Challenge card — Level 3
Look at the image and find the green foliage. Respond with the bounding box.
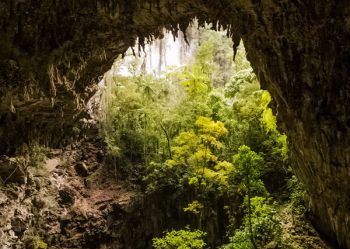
[287,175,307,216]
[260,92,276,131]
[246,197,282,245]
[234,146,263,179]
[29,236,48,249]
[101,72,175,164]
[27,143,49,168]
[222,229,253,249]
[233,145,266,196]
[232,145,267,248]
[223,197,282,249]
[223,61,289,196]
[183,200,204,215]
[152,228,206,249]
[35,240,48,249]
[143,161,184,193]
[195,28,235,87]
[225,68,258,99]
[101,27,295,248]
[180,64,210,98]
[167,116,233,190]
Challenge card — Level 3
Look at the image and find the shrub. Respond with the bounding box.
[223,197,282,249]
[152,228,206,249]
[287,175,307,216]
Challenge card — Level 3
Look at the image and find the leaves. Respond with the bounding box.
[152,228,207,249]
[223,197,282,249]
[233,145,264,183]
[100,27,294,249]
[180,64,210,97]
[184,201,204,215]
[167,116,233,191]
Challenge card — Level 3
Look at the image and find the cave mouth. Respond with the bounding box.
[0,1,349,248]
[90,26,330,248]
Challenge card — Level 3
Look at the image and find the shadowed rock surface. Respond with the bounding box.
[0,0,349,248]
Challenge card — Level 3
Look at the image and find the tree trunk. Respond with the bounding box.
[160,122,172,159]
[247,175,257,249]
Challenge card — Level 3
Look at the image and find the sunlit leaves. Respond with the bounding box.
[152,228,207,249]
[233,145,264,185]
[184,200,204,215]
[260,91,277,131]
[167,116,233,190]
[214,161,236,185]
[180,64,210,97]
[196,116,227,143]
[100,28,296,249]
[225,68,257,99]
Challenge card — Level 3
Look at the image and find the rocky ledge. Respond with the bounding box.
[0,133,135,249]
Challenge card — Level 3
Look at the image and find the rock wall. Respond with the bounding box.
[241,2,350,248]
[0,0,349,248]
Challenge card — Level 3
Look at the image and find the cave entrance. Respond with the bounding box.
[93,25,327,248]
[98,25,265,166]
[0,1,348,248]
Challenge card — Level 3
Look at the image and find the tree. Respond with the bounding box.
[233,145,264,249]
[100,27,293,249]
[167,116,233,190]
[180,64,210,99]
[223,197,282,249]
[166,116,234,228]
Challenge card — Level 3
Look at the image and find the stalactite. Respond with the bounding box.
[148,0,152,11]
[179,21,190,44]
[138,35,146,53]
[131,47,136,57]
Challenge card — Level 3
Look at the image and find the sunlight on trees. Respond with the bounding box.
[99,26,304,249]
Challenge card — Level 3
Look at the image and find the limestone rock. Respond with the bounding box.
[74,162,89,177]
[0,192,8,205]
[11,217,27,236]
[0,156,26,184]
[32,196,45,209]
[58,187,75,206]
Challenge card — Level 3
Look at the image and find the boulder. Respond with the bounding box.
[11,217,27,236]
[58,187,75,206]
[74,162,89,177]
[0,156,26,184]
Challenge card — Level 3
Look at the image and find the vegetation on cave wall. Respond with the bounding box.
[100,28,308,248]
